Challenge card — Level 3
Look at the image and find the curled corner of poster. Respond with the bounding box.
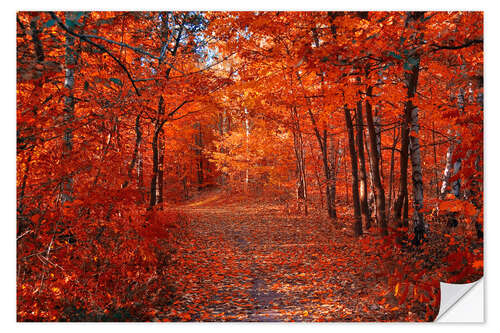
[435,278,484,322]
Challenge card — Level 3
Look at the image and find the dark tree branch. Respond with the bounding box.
[167,99,194,118]
[82,33,185,75]
[431,39,483,52]
[49,12,141,96]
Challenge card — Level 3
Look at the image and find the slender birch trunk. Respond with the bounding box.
[244,107,250,193]
[291,106,308,215]
[440,88,464,199]
[404,53,426,245]
[409,103,426,244]
[366,86,388,235]
[158,116,165,204]
[195,122,204,190]
[440,144,454,199]
[432,121,439,198]
[219,110,228,186]
[343,141,349,204]
[61,11,78,204]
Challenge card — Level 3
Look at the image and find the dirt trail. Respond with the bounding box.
[161,194,405,321]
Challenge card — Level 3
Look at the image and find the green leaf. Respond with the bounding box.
[84,81,89,91]
[388,51,402,60]
[110,78,123,86]
[44,19,56,28]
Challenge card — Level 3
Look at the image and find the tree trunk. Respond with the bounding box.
[344,105,363,236]
[137,149,144,204]
[122,112,143,189]
[61,11,78,204]
[394,112,410,228]
[405,55,426,245]
[194,122,204,190]
[158,120,165,204]
[291,106,308,215]
[219,110,228,186]
[388,126,398,216]
[343,141,349,204]
[328,139,342,219]
[149,17,184,208]
[244,108,250,193]
[18,17,44,219]
[149,96,164,209]
[321,130,335,219]
[149,128,160,209]
[409,104,425,244]
[364,134,376,220]
[18,150,33,230]
[365,86,388,236]
[374,113,383,181]
[432,121,439,198]
[440,143,454,199]
[306,108,336,219]
[356,100,371,229]
[403,189,409,229]
[441,89,464,199]
[307,139,322,209]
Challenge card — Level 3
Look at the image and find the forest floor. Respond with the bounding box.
[157,190,433,322]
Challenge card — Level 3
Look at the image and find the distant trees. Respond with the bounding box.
[207,11,482,243]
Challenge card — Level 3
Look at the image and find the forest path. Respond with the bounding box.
[161,193,395,321]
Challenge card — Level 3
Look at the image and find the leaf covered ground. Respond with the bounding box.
[158,192,439,322]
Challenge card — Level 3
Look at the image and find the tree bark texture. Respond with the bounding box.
[344,105,363,236]
[366,86,388,236]
[356,100,371,229]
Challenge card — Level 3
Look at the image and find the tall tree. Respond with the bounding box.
[344,104,363,236]
[355,98,371,229]
[365,86,387,235]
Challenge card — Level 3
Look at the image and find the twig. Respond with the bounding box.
[83,34,185,75]
[167,99,194,118]
[17,229,33,241]
[431,39,483,52]
[49,12,141,96]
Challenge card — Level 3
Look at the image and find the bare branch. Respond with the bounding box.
[83,34,185,75]
[167,99,194,118]
[49,12,141,96]
[431,39,483,52]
